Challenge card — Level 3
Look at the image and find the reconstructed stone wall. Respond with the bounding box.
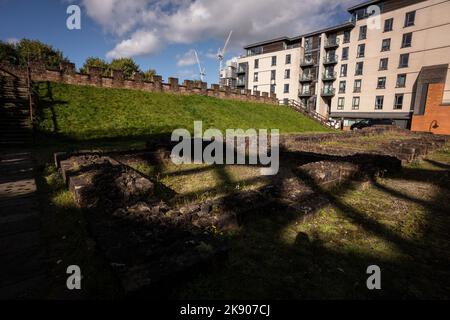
[0,61,278,105]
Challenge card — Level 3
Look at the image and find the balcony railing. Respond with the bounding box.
[300,58,315,67]
[324,38,340,48]
[323,55,338,64]
[237,66,247,74]
[322,72,337,81]
[299,89,313,97]
[300,73,314,82]
[237,80,246,87]
[321,87,335,96]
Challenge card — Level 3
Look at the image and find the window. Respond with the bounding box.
[340,64,348,77]
[384,18,393,32]
[396,74,407,88]
[284,84,290,93]
[359,26,367,40]
[253,85,258,92]
[375,96,384,109]
[405,11,416,27]
[394,94,404,109]
[402,33,412,48]
[399,53,409,68]
[352,97,360,110]
[357,44,365,58]
[285,54,291,64]
[377,77,386,89]
[379,58,389,70]
[342,47,349,60]
[254,72,258,82]
[270,84,276,93]
[339,81,346,94]
[338,97,345,110]
[284,69,290,79]
[271,56,277,66]
[354,79,362,93]
[254,59,259,69]
[271,70,276,81]
[381,38,391,51]
[343,30,351,43]
[355,62,364,76]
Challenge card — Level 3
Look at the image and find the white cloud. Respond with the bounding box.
[106,30,160,59]
[82,0,359,59]
[176,49,197,67]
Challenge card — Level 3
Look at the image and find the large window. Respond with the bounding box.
[271,56,277,66]
[359,25,367,40]
[379,58,389,70]
[355,62,364,76]
[354,79,362,93]
[381,38,391,51]
[384,18,393,32]
[399,53,410,68]
[396,74,407,88]
[405,11,416,27]
[342,47,349,60]
[402,33,412,48]
[284,69,290,79]
[377,77,386,89]
[283,84,290,93]
[375,96,384,110]
[338,97,345,110]
[339,81,346,94]
[394,94,404,109]
[357,44,365,58]
[343,30,351,43]
[340,64,347,77]
[352,97,360,110]
[285,54,291,64]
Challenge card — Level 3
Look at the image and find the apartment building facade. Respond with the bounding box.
[236,37,302,102]
[232,0,450,130]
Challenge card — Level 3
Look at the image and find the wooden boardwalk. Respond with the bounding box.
[0,151,46,299]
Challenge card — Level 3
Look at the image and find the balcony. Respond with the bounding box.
[300,58,315,67]
[237,66,247,74]
[299,73,314,82]
[237,80,246,87]
[321,87,335,97]
[322,72,337,81]
[324,38,340,49]
[299,89,313,97]
[323,55,338,65]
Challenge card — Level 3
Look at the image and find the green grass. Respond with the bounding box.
[35,82,330,143]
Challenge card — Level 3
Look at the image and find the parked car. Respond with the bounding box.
[350,119,395,130]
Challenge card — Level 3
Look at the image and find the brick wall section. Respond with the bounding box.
[411,83,450,135]
[0,62,278,105]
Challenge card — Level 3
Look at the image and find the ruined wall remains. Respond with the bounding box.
[0,61,278,105]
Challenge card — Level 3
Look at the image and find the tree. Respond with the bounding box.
[0,41,19,65]
[80,57,109,75]
[109,58,140,79]
[15,39,68,69]
[143,69,156,81]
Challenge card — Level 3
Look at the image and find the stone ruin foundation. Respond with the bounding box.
[55,127,448,295]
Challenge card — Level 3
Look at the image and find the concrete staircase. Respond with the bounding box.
[0,69,33,146]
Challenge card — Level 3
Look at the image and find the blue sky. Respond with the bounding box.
[0,0,357,83]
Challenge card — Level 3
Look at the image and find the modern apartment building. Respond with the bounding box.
[219,58,238,88]
[231,0,450,130]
